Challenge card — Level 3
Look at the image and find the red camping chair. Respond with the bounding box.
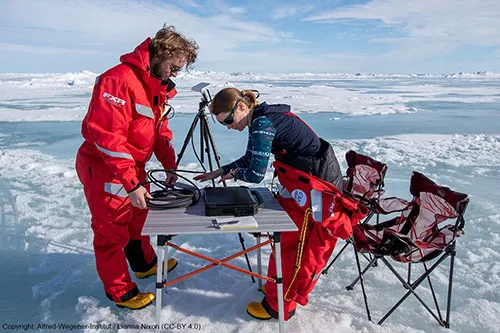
[343,150,411,222]
[348,171,469,328]
[323,150,410,274]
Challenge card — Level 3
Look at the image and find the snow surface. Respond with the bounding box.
[0,71,499,333]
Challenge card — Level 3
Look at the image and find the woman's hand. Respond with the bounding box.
[193,169,223,182]
[219,169,237,183]
[128,186,152,209]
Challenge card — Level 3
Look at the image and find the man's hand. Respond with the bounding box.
[128,186,152,209]
[165,172,178,185]
[193,168,223,182]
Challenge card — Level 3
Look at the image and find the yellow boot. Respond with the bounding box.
[246,301,272,320]
[260,283,267,295]
[134,258,178,279]
[115,292,155,310]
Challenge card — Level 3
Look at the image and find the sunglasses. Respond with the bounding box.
[219,99,240,125]
[169,63,183,73]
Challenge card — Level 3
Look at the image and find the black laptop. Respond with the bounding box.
[204,186,264,216]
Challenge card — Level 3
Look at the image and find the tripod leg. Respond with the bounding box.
[176,112,201,166]
[239,233,255,283]
[200,119,216,187]
[200,116,205,164]
[201,115,227,187]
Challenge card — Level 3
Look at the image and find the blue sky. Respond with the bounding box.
[0,0,499,74]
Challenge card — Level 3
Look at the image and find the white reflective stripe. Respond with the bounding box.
[279,188,292,199]
[96,144,134,160]
[104,183,128,197]
[311,189,323,222]
[135,104,154,118]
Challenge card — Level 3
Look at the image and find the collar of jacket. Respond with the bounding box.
[119,38,177,99]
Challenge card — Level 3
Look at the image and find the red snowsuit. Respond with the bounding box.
[75,38,177,302]
[263,161,366,319]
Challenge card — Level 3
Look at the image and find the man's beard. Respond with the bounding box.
[150,58,163,80]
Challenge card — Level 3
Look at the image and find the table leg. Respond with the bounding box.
[274,232,285,333]
[257,234,262,290]
[155,236,166,325]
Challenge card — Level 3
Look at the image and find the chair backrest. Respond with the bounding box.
[389,172,469,262]
[344,150,388,200]
[397,172,469,238]
[352,171,469,262]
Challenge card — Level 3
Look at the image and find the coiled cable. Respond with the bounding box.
[145,169,202,210]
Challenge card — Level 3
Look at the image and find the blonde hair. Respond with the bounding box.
[150,25,198,70]
[210,88,258,115]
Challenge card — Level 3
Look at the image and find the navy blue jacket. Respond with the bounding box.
[221,103,321,183]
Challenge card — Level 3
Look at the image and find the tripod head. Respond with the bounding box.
[191,82,212,110]
[176,82,222,178]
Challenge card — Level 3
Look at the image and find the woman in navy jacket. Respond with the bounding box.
[195,87,343,320]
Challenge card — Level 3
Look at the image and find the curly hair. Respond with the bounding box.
[150,25,199,70]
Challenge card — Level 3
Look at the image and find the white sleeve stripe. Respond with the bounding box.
[135,104,154,118]
[250,169,265,177]
[96,144,134,160]
[253,130,275,136]
[104,183,128,197]
[311,189,323,222]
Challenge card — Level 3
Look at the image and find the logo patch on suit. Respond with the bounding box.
[103,92,126,107]
[292,189,307,207]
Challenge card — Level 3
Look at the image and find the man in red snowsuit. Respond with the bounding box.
[76,26,198,309]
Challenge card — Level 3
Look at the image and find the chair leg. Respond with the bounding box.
[406,262,412,288]
[444,246,457,329]
[423,262,444,324]
[352,243,372,321]
[346,256,378,290]
[378,255,449,326]
[323,211,376,274]
[322,239,351,274]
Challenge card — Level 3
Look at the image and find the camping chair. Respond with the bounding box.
[348,171,470,328]
[323,150,410,274]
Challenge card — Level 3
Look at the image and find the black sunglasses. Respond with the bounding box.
[220,99,240,125]
[170,63,183,73]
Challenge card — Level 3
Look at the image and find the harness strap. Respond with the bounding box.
[284,208,312,302]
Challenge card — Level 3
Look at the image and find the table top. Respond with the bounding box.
[143,187,297,235]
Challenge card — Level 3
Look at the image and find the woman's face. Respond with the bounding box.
[215,100,248,131]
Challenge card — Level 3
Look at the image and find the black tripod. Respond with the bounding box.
[176,85,255,282]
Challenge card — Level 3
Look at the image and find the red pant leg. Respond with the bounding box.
[264,207,339,319]
[291,223,338,305]
[77,152,145,302]
[264,230,300,320]
[124,200,157,272]
[84,185,138,302]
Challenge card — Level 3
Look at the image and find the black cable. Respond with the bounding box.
[145,169,203,210]
[164,103,175,119]
[191,134,207,172]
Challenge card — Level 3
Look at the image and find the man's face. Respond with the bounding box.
[150,55,187,80]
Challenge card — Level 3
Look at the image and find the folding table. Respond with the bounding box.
[142,187,297,333]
